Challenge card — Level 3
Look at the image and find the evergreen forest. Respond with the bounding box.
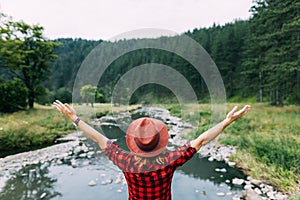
[0,0,299,112]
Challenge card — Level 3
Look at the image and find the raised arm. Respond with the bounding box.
[53,100,108,149]
[190,105,251,151]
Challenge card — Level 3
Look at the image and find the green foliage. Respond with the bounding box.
[45,38,102,91]
[0,108,75,152]
[95,110,110,118]
[218,104,300,192]
[0,78,28,113]
[80,84,97,107]
[0,15,60,108]
[243,0,300,105]
[165,104,182,118]
[54,87,72,103]
[251,135,300,174]
[2,2,300,105]
[289,193,300,200]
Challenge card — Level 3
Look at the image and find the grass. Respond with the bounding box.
[219,103,300,193]
[0,103,140,155]
[1,102,299,196]
[0,105,75,153]
[165,103,300,195]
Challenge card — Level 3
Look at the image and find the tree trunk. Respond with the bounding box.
[259,88,263,102]
[297,71,300,102]
[259,71,263,102]
[269,90,273,105]
[28,89,35,108]
[277,87,283,106]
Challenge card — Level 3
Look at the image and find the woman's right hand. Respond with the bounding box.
[53,100,78,122]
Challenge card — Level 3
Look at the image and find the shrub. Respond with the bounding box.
[0,78,28,113]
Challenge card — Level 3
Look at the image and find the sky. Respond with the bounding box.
[0,0,253,41]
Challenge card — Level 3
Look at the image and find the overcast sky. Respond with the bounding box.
[0,0,253,41]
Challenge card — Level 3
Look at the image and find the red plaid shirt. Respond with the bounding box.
[102,140,197,200]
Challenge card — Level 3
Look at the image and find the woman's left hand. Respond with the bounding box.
[223,105,251,129]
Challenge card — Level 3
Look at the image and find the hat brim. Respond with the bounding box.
[126,118,169,158]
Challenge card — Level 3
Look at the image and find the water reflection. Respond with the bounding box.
[0,108,246,199]
[0,162,61,200]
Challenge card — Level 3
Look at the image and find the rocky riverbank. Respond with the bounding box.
[128,107,289,200]
[0,106,290,199]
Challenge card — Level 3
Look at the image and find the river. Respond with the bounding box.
[0,107,246,200]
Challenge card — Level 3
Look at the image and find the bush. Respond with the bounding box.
[0,78,28,113]
[54,87,72,103]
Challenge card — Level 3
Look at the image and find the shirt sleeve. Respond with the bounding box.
[167,142,197,169]
[102,140,131,171]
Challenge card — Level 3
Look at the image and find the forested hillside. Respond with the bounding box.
[46,11,299,105]
[1,0,299,111]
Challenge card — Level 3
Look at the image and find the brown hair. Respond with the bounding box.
[134,155,165,168]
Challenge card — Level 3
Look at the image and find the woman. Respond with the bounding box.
[53,100,250,200]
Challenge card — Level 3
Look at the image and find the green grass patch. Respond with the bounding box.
[165,103,300,194]
[0,107,76,153]
[0,103,141,156]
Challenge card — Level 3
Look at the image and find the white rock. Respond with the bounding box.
[232,178,244,185]
[232,195,241,200]
[101,179,113,185]
[40,192,47,199]
[208,157,214,162]
[220,168,227,173]
[71,161,78,168]
[228,162,236,167]
[88,180,97,186]
[254,188,262,195]
[267,191,276,198]
[244,184,253,190]
[216,192,225,196]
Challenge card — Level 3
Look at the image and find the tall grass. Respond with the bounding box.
[165,103,300,194]
[219,104,300,193]
[0,103,141,154]
[0,107,75,152]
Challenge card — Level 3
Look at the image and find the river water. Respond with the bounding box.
[0,107,246,200]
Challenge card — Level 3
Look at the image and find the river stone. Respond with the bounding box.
[216,192,225,196]
[232,178,244,185]
[228,161,236,167]
[232,195,241,200]
[244,184,253,190]
[208,156,214,162]
[71,160,78,168]
[88,180,97,186]
[101,178,113,185]
[215,168,227,173]
[254,188,262,195]
[242,189,263,200]
[40,192,47,199]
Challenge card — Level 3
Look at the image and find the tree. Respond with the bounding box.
[0,14,60,108]
[80,84,97,107]
[243,0,300,105]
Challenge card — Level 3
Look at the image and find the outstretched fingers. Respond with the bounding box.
[227,106,238,117]
[53,100,68,114]
[234,105,251,119]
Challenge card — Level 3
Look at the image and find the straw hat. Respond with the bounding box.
[126,117,169,157]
